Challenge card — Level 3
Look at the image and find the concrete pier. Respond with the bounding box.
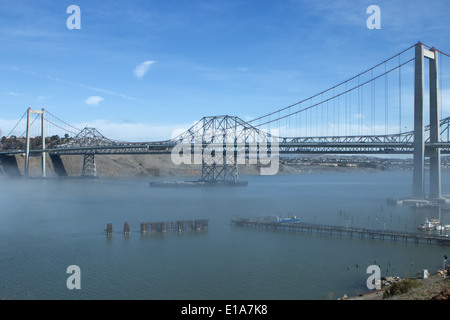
[413,43,425,198]
[413,42,442,199]
[428,48,441,199]
[0,155,21,177]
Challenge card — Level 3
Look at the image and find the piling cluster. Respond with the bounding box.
[140,219,209,233]
[106,219,209,236]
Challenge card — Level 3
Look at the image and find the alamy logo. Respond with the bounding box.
[67,5,81,30]
[171,125,279,176]
[66,265,81,290]
[366,5,381,30]
[366,265,381,290]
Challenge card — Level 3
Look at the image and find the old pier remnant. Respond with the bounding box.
[106,223,113,235]
[106,219,209,236]
[123,221,130,235]
[140,219,209,234]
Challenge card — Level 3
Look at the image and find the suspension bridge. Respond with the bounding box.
[1,42,450,200]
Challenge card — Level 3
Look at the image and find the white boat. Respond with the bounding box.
[276,215,301,223]
[436,224,450,231]
[418,218,441,231]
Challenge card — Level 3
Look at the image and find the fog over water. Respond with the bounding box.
[0,171,449,300]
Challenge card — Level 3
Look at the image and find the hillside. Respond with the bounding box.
[2,153,407,178]
[6,153,304,178]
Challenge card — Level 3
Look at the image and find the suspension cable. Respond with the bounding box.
[6,109,27,137]
[247,44,416,126]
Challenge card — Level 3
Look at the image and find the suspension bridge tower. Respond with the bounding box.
[413,42,441,199]
[24,107,46,178]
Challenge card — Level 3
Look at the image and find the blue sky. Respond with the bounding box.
[1,0,450,141]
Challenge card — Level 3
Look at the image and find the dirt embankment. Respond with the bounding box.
[4,153,323,178]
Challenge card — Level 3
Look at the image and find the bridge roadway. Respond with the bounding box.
[3,141,450,156]
[231,217,450,246]
[2,112,450,156]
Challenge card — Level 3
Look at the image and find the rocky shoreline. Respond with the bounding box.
[342,270,450,300]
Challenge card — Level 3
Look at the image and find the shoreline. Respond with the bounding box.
[344,271,450,300]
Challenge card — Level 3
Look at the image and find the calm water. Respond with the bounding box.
[0,171,449,300]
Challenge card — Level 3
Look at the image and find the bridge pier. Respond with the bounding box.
[0,155,21,177]
[82,153,97,178]
[200,116,240,183]
[413,42,442,199]
[428,48,441,199]
[24,108,46,178]
[413,44,425,198]
[49,155,68,177]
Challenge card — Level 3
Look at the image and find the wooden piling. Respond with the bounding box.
[106,223,113,235]
[123,221,130,235]
[139,219,209,234]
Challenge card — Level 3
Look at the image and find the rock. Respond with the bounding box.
[382,276,401,287]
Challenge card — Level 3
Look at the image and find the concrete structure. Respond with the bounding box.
[413,42,441,199]
[25,108,46,178]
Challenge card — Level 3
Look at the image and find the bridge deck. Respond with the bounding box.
[231,217,450,246]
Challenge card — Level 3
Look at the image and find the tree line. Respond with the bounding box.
[0,134,71,151]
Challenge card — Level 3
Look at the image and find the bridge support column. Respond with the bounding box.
[24,108,46,178]
[413,43,425,198]
[429,49,441,199]
[413,42,442,199]
[82,153,97,178]
[25,108,31,177]
[50,154,68,177]
[200,116,239,183]
[0,155,21,177]
[41,109,46,178]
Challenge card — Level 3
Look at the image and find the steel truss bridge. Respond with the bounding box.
[1,42,450,200]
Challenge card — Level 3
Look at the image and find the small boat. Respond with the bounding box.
[276,215,301,223]
[436,224,450,231]
[418,218,440,231]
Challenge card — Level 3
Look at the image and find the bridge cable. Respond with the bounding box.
[250,58,415,134]
[247,44,416,127]
[6,109,27,137]
[399,55,402,134]
[45,110,82,133]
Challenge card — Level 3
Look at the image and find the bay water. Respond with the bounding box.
[0,171,449,300]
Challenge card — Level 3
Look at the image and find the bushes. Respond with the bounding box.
[383,279,422,299]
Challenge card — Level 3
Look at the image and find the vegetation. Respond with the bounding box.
[383,278,422,299]
[0,134,71,151]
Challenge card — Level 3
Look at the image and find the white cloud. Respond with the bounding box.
[45,75,136,101]
[5,91,25,97]
[85,96,104,106]
[134,60,156,79]
[37,95,51,100]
